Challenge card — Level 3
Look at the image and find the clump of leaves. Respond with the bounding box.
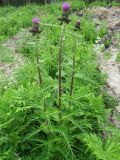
[103,36,112,49]
[81,19,97,43]
[98,22,107,38]
[83,133,120,160]
[103,91,118,109]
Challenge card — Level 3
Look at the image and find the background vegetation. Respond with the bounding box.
[0,0,119,6]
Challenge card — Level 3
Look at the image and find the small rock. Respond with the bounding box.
[116,106,120,113]
[117,65,120,72]
[76,12,83,17]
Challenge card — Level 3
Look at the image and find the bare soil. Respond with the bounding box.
[0,29,27,81]
[93,7,120,128]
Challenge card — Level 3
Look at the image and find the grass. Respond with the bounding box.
[0,1,120,160]
[0,5,40,42]
[90,0,120,6]
[0,45,14,63]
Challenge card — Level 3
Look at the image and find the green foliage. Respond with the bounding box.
[0,1,119,160]
[88,0,120,6]
[0,5,39,42]
[81,19,97,43]
[70,0,85,10]
[103,92,118,109]
[0,82,106,159]
[83,133,120,160]
[104,38,111,49]
[98,22,107,38]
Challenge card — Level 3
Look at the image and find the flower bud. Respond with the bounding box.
[32,18,40,24]
[75,20,81,29]
[62,2,70,12]
[30,18,41,35]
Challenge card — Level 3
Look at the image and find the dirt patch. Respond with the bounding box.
[93,7,120,128]
[0,29,28,81]
[96,7,120,101]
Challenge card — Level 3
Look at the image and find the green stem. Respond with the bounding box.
[35,36,42,87]
[69,34,77,109]
[58,23,65,120]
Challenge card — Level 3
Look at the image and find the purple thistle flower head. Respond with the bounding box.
[30,17,41,35]
[62,2,70,12]
[32,18,40,24]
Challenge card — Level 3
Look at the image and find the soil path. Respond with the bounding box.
[93,7,120,128]
[92,7,120,101]
[98,7,120,100]
[0,29,27,81]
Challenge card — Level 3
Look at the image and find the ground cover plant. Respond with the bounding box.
[0,1,120,160]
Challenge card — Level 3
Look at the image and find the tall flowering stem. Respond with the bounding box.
[58,22,65,119]
[35,36,42,87]
[69,34,77,109]
[58,2,70,119]
[30,18,42,87]
[69,20,80,109]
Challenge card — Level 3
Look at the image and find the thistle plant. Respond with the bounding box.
[58,2,71,119]
[69,20,81,109]
[30,18,42,87]
[58,2,71,24]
